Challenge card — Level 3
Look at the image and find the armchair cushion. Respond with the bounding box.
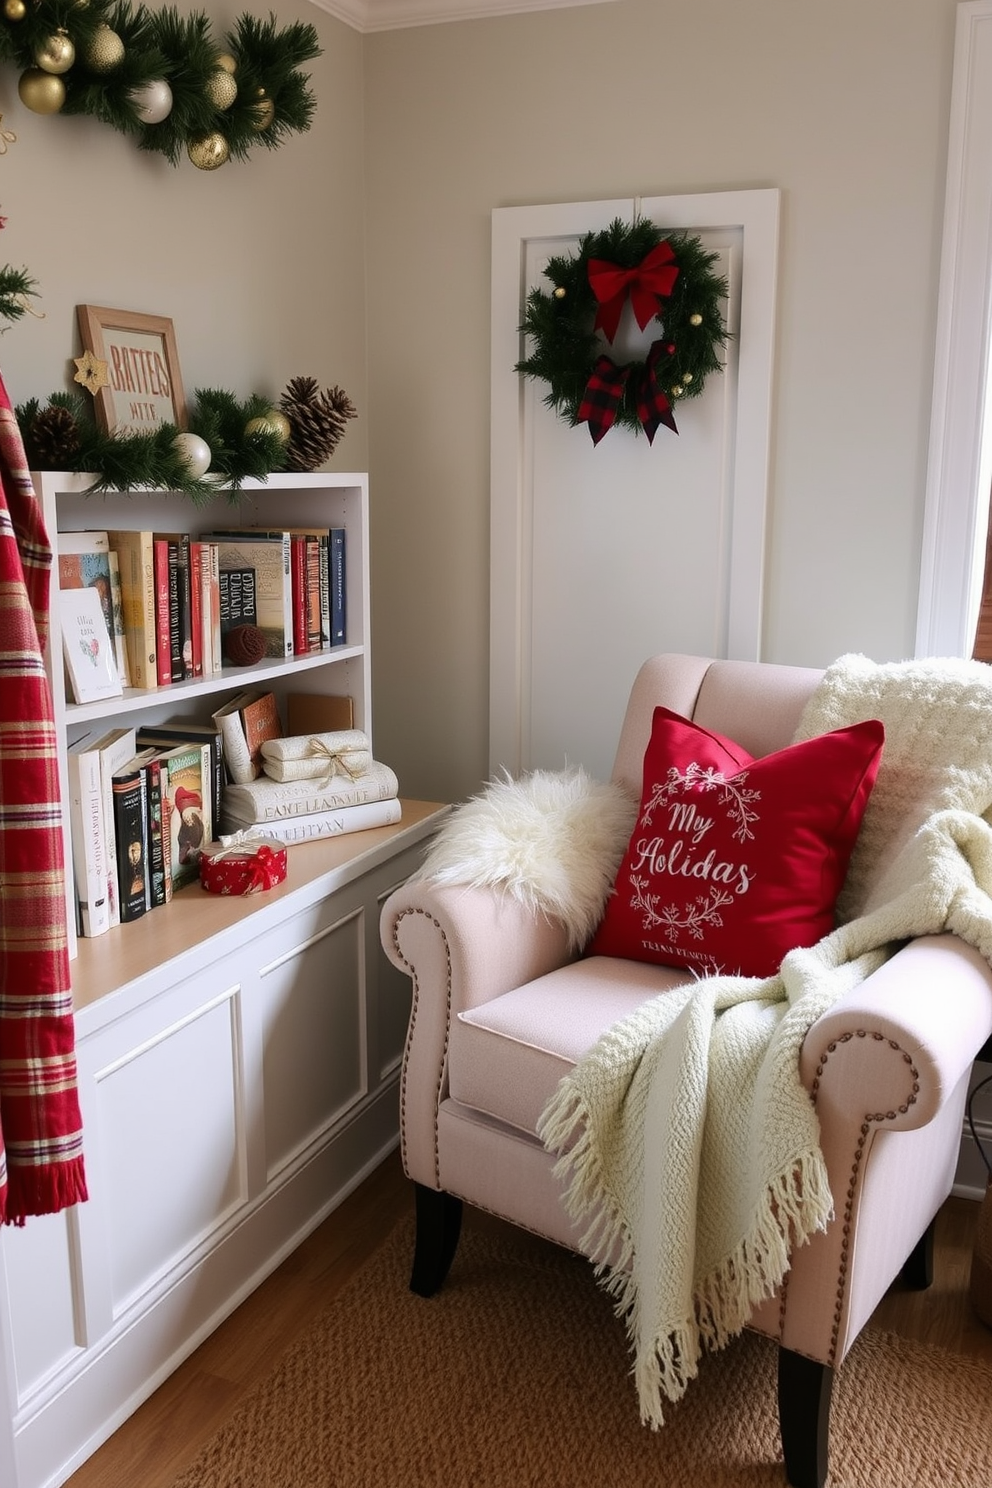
[588,706,885,978]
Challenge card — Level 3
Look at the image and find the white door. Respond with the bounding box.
[490,190,780,782]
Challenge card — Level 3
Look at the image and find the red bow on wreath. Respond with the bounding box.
[577,340,679,445]
[587,241,680,343]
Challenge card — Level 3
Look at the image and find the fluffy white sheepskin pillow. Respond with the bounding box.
[414,766,638,951]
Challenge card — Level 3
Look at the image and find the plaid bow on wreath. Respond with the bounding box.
[577,339,679,445]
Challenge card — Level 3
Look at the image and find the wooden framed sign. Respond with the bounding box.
[76,304,188,435]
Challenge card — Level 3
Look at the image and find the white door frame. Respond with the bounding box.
[917,0,992,657]
[489,188,780,775]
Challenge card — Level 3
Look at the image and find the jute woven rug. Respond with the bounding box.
[169,1216,992,1488]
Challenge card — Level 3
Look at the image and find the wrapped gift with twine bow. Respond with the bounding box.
[199,830,288,896]
[260,729,372,783]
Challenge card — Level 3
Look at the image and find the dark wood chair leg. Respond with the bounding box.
[777,1346,833,1488]
[410,1183,463,1297]
[901,1215,936,1290]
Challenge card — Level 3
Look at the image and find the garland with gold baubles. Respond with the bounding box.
[16,377,358,500]
[516,217,730,444]
[0,2,320,169]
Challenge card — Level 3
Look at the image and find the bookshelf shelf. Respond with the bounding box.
[0,472,446,1488]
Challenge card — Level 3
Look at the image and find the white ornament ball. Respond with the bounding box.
[130,78,173,125]
[174,432,212,477]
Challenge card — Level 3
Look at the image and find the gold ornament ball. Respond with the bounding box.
[4,0,26,19]
[689,312,703,327]
[35,29,75,74]
[187,131,230,171]
[216,52,237,74]
[18,68,66,114]
[205,68,238,111]
[553,287,566,299]
[85,23,125,73]
[671,386,683,398]
[682,371,693,383]
[267,410,291,443]
[244,413,287,441]
[251,89,275,131]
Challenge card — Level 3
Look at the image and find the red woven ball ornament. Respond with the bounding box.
[224,624,267,665]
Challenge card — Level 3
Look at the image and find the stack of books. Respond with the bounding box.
[65,721,220,935]
[57,523,347,697]
[219,759,401,844]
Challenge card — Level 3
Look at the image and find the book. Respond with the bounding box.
[329,527,346,646]
[60,585,122,704]
[66,736,111,937]
[112,755,150,922]
[144,753,167,908]
[306,534,323,652]
[159,742,212,889]
[88,725,137,929]
[218,564,257,639]
[212,687,268,784]
[188,540,205,679]
[107,529,158,689]
[154,533,192,682]
[203,533,293,658]
[221,759,399,827]
[152,537,173,687]
[291,534,308,657]
[219,797,403,843]
[240,691,282,775]
[136,722,224,842]
[58,530,130,688]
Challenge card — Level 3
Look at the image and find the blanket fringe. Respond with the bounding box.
[539,1077,834,1428]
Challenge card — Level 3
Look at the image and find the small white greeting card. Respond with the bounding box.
[61,584,123,704]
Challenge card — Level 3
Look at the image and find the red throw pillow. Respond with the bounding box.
[587,707,885,978]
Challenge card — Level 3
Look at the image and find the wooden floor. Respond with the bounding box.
[64,1148,992,1488]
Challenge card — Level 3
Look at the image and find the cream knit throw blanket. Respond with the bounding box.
[537,653,992,1429]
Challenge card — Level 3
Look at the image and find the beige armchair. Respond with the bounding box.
[380,653,992,1488]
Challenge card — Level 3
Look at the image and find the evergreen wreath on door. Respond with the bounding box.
[515,217,730,445]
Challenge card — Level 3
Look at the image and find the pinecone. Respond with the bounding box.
[278,377,357,472]
[28,403,83,470]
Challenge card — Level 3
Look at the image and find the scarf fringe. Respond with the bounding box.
[1,1157,88,1227]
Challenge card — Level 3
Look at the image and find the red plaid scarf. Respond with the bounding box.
[0,371,87,1224]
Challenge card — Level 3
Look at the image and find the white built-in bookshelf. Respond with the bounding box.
[0,471,446,1488]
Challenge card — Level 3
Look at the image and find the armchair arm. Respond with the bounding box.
[380,879,574,1187]
[799,933,992,1132]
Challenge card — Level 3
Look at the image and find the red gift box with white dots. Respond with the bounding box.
[199,837,288,896]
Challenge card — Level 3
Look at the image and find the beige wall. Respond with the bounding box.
[364,0,960,804]
[0,1,367,465]
[0,0,968,810]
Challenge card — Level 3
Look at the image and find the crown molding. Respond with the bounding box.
[309,0,617,34]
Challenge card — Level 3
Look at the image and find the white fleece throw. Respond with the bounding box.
[537,653,992,1429]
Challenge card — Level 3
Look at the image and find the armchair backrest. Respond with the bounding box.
[611,653,826,795]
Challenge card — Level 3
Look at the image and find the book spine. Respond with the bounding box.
[108,530,157,690]
[306,535,322,652]
[223,798,403,843]
[291,535,308,657]
[68,748,110,938]
[214,708,255,785]
[107,551,132,688]
[318,533,330,649]
[188,541,204,680]
[113,768,148,922]
[97,727,137,930]
[207,543,222,674]
[330,528,346,646]
[167,539,182,682]
[145,756,166,908]
[153,539,172,686]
